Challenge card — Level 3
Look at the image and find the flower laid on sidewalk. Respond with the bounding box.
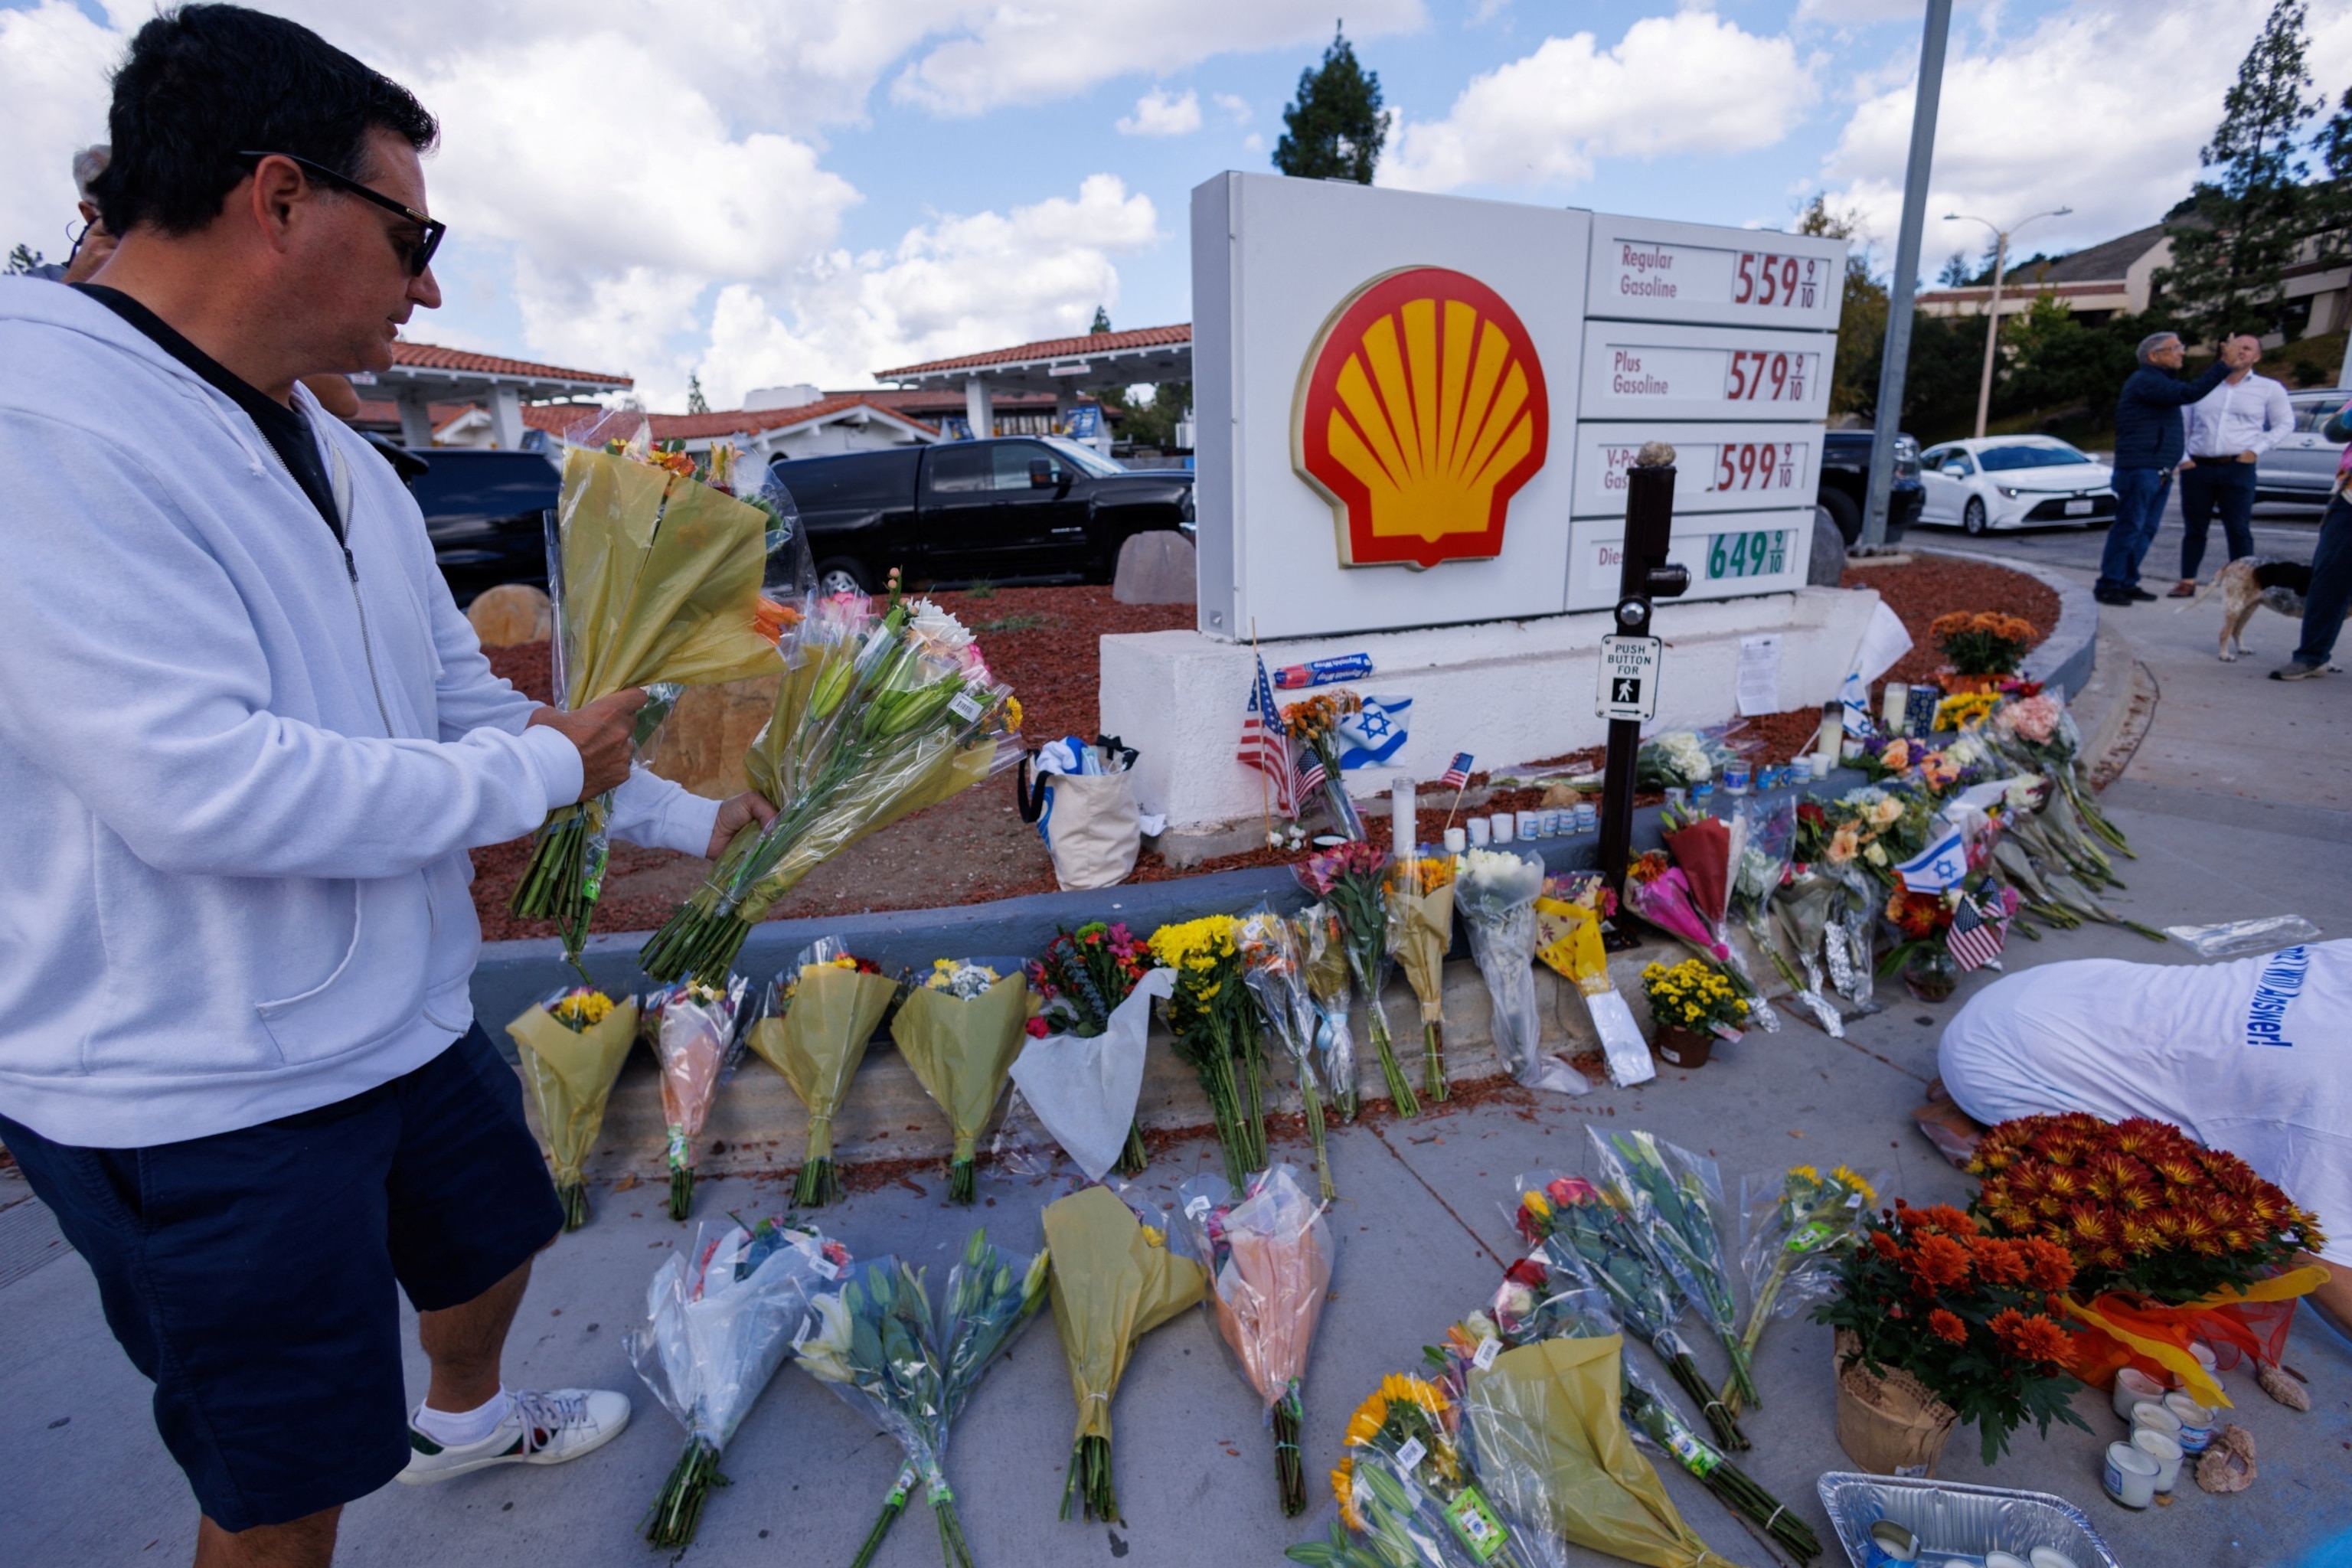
[1385,854,1457,1102]
[1725,1163,1877,1419]
[743,942,898,1207]
[1148,914,1266,1187]
[1297,1373,1544,1568]
[505,985,639,1230]
[1812,1199,2090,1465]
[1456,847,1583,1093]
[890,960,1032,1204]
[1240,913,1337,1201]
[639,586,1021,983]
[1174,1167,1339,1516]
[1622,850,1732,963]
[1638,958,1749,1040]
[1298,841,1416,1116]
[1295,904,1363,1122]
[1027,923,1161,1176]
[1043,1184,1208,1524]
[511,431,779,965]
[1592,1129,1758,1415]
[628,1215,850,1547]
[644,975,748,1221]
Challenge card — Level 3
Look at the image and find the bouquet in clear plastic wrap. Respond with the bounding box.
[504,985,637,1230]
[1724,1163,1877,1420]
[1174,1166,1338,1515]
[1295,1371,1544,1568]
[511,430,782,965]
[1622,850,1730,964]
[1148,915,1266,1187]
[891,960,1032,1203]
[1239,911,1335,1201]
[1455,847,1586,1095]
[640,585,1022,983]
[1296,904,1362,1123]
[1589,1129,1757,1417]
[743,940,899,1207]
[1297,841,1416,1116]
[1018,923,1171,1180]
[1511,1173,1743,1450]
[1387,854,1458,1102]
[1282,691,1369,840]
[628,1214,850,1547]
[1044,1184,1207,1523]
[645,975,748,1221]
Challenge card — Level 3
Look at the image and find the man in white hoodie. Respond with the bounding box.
[0,9,772,1564]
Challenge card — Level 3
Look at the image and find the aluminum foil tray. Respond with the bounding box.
[1817,1472,2122,1568]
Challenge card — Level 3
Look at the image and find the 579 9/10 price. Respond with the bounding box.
[1723,350,1813,403]
[1733,250,1824,309]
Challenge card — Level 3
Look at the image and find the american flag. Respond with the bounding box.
[1296,745,1327,799]
[1946,883,2011,972]
[1237,655,1297,817]
[1438,752,1475,790]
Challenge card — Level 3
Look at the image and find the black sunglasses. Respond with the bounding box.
[237,149,445,276]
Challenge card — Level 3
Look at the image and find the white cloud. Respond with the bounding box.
[1815,0,2352,268]
[693,175,1161,403]
[890,0,1423,116]
[0,2,122,268]
[1118,87,1203,136]
[1382,11,1819,192]
[1214,91,1253,125]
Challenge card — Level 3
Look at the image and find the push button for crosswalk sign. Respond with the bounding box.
[1597,635,1662,721]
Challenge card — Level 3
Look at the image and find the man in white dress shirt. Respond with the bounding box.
[2171,334,2292,596]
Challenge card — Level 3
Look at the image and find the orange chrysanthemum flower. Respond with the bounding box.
[1928,1308,1969,1345]
[1902,1232,1975,1292]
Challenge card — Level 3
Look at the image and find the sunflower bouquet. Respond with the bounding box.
[743,942,898,1207]
[1148,915,1266,1188]
[1725,1163,1878,1418]
[1289,1373,1542,1568]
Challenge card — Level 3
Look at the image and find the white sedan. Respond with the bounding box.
[1916,436,2119,535]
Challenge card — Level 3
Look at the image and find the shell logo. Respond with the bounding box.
[1293,266,1550,570]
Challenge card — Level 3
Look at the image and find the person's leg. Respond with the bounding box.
[192,1509,339,1568]
[2177,465,2216,587]
[2098,468,2160,597]
[2120,469,2174,592]
[2216,462,2258,564]
[2282,494,2352,673]
[418,1256,533,1415]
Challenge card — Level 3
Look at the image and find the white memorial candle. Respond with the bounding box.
[1391,780,1416,861]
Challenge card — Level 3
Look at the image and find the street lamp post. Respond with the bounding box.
[1945,207,2072,439]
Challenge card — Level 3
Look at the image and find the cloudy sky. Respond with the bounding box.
[8,0,2351,409]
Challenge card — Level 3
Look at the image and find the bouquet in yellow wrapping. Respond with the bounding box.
[890,960,1032,1204]
[505,986,639,1230]
[742,941,900,1207]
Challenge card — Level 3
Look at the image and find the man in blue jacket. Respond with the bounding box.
[2096,332,2249,606]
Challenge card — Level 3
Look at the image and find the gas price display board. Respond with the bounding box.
[1566,214,1844,612]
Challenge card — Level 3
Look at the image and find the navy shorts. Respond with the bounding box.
[0,1024,562,1531]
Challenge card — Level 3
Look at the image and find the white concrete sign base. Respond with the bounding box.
[1101,586,1886,836]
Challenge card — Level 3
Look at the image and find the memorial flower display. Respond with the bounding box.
[1385,854,1456,1101]
[645,975,748,1221]
[1298,841,1416,1116]
[1932,610,2038,680]
[890,960,1032,1204]
[1280,690,1367,839]
[505,985,639,1230]
[1239,913,1337,1200]
[743,944,897,1207]
[1148,913,1266,1187]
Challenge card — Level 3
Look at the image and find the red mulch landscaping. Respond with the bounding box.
[469,558,2053,936]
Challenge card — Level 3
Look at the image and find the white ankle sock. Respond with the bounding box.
[414,1389,509,1447]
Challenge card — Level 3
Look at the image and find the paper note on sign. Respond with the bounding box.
[1735,634,1782,717]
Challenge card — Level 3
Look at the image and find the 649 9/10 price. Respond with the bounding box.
[1724,350,1812,401]
[1733,251,1824,309]
[1711,441,1798,492]
[1705,528,1790,580]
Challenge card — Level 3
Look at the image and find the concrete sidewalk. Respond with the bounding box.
[4,613,2350,1566]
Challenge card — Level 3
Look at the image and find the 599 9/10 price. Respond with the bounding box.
[1710,441,1800,493]
[1724,350,1813,402]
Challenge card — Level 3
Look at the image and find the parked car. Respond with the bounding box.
[1916,436,2117,535]
[770,436,1195,595]
[2256,389,2352,505]
[1816,429,1924,545]
[381,446,563,605]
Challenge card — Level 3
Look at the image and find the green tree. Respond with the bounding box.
[2154,0,2322,341]
[685,372,710,414]
[5,244,44,275]
[1098,381,1192,451]
[1795,195,1888,418]
[1938,251,1972,287]
[1274,28,1388,183]
[1089,305,1112,333]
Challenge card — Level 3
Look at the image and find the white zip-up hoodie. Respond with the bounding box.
[0,280,720,1147]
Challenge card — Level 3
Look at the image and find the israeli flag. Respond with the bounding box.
[1335,694,1413,769]
[1895,815,1969,893]
[1841,671,1873,735]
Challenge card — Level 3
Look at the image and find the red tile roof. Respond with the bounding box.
[875,323,1191,380]
[522,395,936,441]
[389,340,632,387]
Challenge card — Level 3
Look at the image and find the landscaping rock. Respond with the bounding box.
[1112,531,1197,605]
[466,582,551,646]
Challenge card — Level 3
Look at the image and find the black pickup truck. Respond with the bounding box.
[1817,430,1924,545]
[769,436,1194,594]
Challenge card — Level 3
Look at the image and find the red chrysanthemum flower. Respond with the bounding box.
[1902,1232,1975,1292]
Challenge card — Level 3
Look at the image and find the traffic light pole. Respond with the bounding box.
[1598,446,1688,904]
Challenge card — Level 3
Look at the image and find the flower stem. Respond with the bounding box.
[948,1156,976,1206]
[557,1181,589,1232]
[850,1470,913,1568]
[1115,1119,1149,1178]
[1060,1436,1118,1523]
[1301,1076,1335,1203]
[1365,1001,1418,1118]
[641,1436,727,1548]
[1421,1021,1448,1102]
[1272,1386,1307,1517]
[668,1164,694,1223]
[794,1155,839,1209]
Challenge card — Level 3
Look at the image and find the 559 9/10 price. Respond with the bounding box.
[1723,350,1813,402]
[1733,250,1824,309]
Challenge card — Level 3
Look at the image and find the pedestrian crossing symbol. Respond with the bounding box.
[1597,635,1662,721]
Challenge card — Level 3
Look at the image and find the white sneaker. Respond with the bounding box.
[397,1388,631,1484]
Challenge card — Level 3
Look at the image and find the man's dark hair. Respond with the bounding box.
[96,5,436,236]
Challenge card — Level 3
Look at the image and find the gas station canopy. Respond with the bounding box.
[874,324,1191,438]
[357,341,632,449]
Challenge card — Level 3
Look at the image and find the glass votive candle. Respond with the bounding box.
[2102,1439,2158,1508]
[1442,825,1468,854]
[1466,818,1491,847]
[1517,810,1542,839]
[1490,813,1514,844]
[1575,802,1598,831]
[2029,1551,2079,1568]
[2130,1401,2182,1444]
[1723,760,1752,794]
[2132,1427,2183,1494]
[2111,1367,2165,1421]
[1808,753,1833,779]
[2163,1392,2213,1454]
[2169,1342,2219,1389]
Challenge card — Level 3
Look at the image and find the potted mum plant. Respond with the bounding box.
[1930,611,2038,694]
[1814,1199,2090,1473]
[1638,957,1746,1069]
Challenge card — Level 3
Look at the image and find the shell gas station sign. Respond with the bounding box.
[1191,174,1846,639]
